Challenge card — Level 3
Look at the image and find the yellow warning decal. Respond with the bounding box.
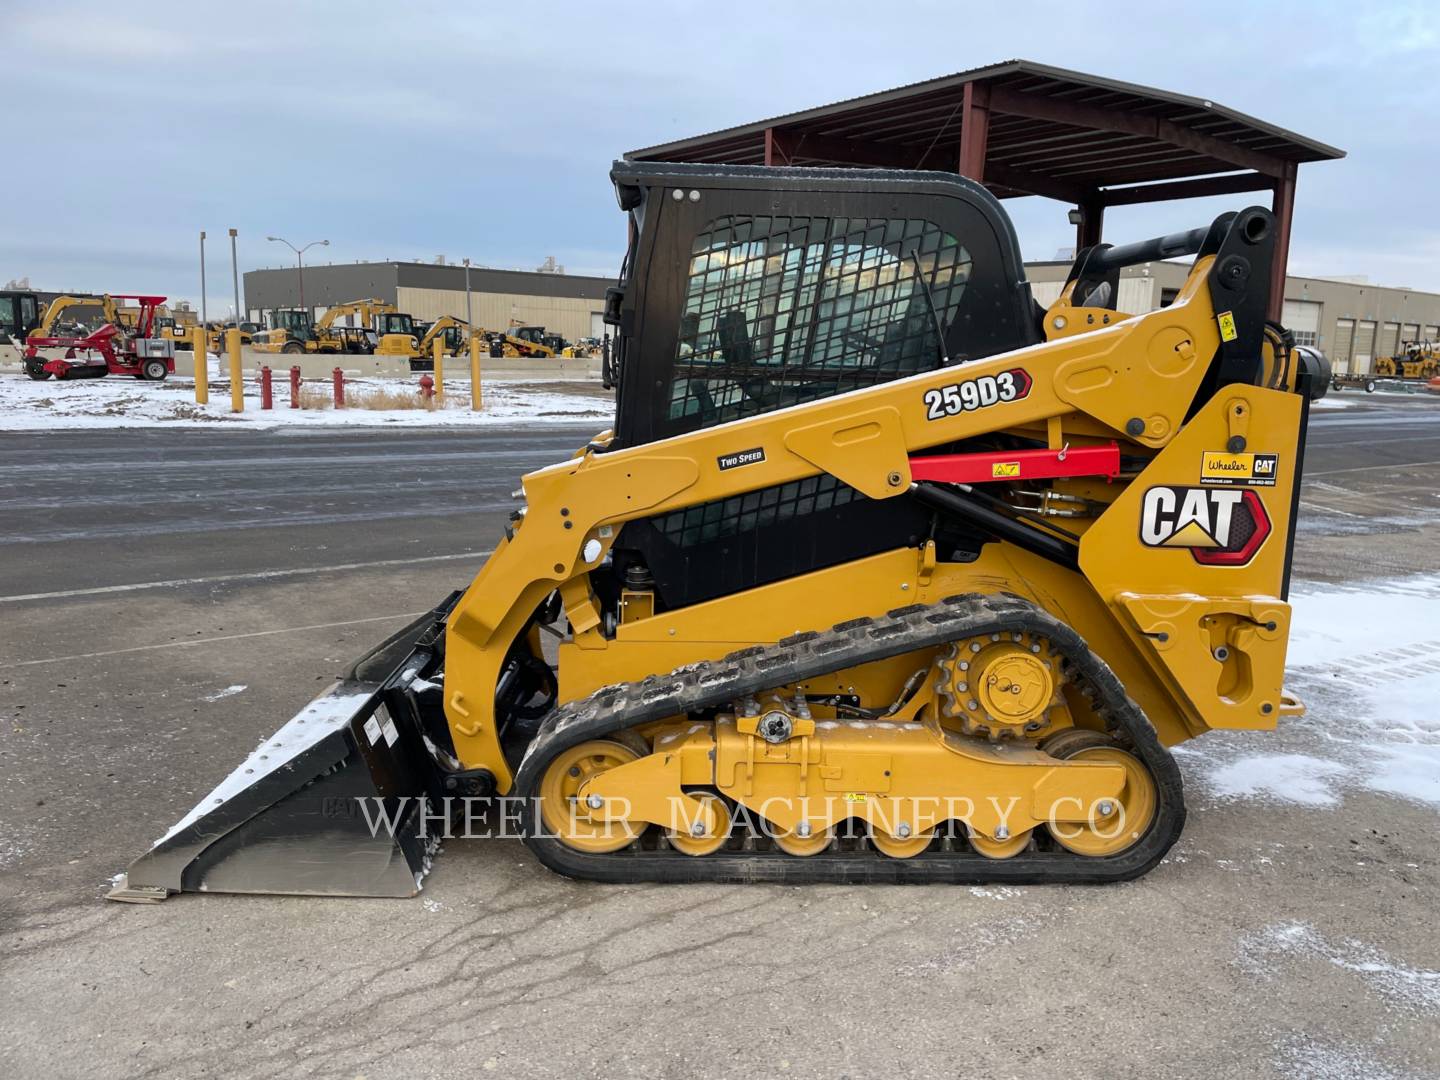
[992,461,1021,478]
[1217,311,1238,342]
[843,793,868,803]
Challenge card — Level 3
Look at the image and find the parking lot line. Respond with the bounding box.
[0,550,492,604]
[1,612,427,669]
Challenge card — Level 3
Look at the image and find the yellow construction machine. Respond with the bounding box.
[486,325,557,358]
[112,162,1328,900]
[30,294,118,339]
[254,298,395,355]
[405,315,477,371]
[1374,341,1440,380]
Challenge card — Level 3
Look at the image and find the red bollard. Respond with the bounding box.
[418,373,434,400]
[289,365,301,409]
[332,367,345,408]
[260,366,273,410]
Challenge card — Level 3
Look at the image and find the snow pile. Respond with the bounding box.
[1181,573,1440,812]
[0,373,613,430]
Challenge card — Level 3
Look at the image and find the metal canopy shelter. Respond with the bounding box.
[627,60,1344,319]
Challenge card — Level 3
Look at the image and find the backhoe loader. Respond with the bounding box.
[111,162,1327,900]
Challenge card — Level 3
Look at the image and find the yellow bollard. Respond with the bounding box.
[433,337,445,402]
[192,326,208,405]
[469,334,482,412]
[227,329,243,413]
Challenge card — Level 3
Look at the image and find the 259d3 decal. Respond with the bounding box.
[1139,485,1271,565]
[923,368,1032,421]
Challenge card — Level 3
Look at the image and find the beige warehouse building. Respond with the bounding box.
[1026,261,1440,374]
[244,254,1437,374]
[242,261,612,345]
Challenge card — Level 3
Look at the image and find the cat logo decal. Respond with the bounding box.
[1139,486,1270,566]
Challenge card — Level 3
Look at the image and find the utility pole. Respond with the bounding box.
[228,229,241,329]
[199,231,208,328]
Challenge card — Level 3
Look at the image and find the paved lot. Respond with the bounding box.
[3,395,1440,1079]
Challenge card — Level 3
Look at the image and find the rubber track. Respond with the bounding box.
[513,593,1186,884]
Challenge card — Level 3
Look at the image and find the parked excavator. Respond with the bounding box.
[254,298,396,355]
[111,161,1327,901]
[407,315,476,371]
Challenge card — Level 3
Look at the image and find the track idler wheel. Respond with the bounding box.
[1043,731,1158,857]
[871,827,935,859]
[664,792,732,857]
[538,740,644,854]
[968,829,1033,859]
[771,823,835,857]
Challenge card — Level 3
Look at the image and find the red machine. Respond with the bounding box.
[23,294,176,382]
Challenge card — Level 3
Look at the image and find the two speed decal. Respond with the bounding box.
[923,368,1032,421]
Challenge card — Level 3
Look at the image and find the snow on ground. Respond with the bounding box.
[0,371,612,430]
[1238,921,1440,1015]
[1178,572,1440,813]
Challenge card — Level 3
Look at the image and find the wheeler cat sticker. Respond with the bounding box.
[1140,486,1271,566]
[1200,451,1279,487]
[923,368,1032,421]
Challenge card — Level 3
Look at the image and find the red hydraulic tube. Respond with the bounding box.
[909,443,1121,485]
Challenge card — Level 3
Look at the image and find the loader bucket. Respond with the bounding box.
[107,597,460,903]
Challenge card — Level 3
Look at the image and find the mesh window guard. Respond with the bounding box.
[667,214,972,433]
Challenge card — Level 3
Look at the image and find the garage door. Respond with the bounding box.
[1427,324,1440,342]
[1381,322,1401,357]
[1402,323,1420,347]
[1354,321,1377,372]
[1331,319,1355,371]
[1281,299,1322,347]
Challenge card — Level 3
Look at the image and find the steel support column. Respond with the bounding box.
[1077,198,1105,251]
[958,82,991,182]
[764,127,796,166]
[1269,162,1297,322]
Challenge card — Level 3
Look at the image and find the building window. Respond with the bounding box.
[1292,330,1318,347]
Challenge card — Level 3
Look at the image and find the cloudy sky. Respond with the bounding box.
[5,1,1438,311]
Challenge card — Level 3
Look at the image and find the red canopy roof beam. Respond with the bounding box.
[1269,162,1297,322]
[958,81,991,182]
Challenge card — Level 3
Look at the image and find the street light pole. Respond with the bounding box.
[228,228,241,328]
[463,257,473,327]
[199,231,208,328]
[265,236,330,316]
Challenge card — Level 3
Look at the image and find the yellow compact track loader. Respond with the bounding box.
[111,162,1328,901]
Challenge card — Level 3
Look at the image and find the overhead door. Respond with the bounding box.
[590,312,607,340]
[1402,322,1420,347]
[1381,322,1401,358]
[1331,319,1355,371]
[1426,324,1440,342]
[1354,321,1377,372]
[1117,277,1157,314]
[1281,299,1322,347]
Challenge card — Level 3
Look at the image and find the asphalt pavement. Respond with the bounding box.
[2,395,1439,1079]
